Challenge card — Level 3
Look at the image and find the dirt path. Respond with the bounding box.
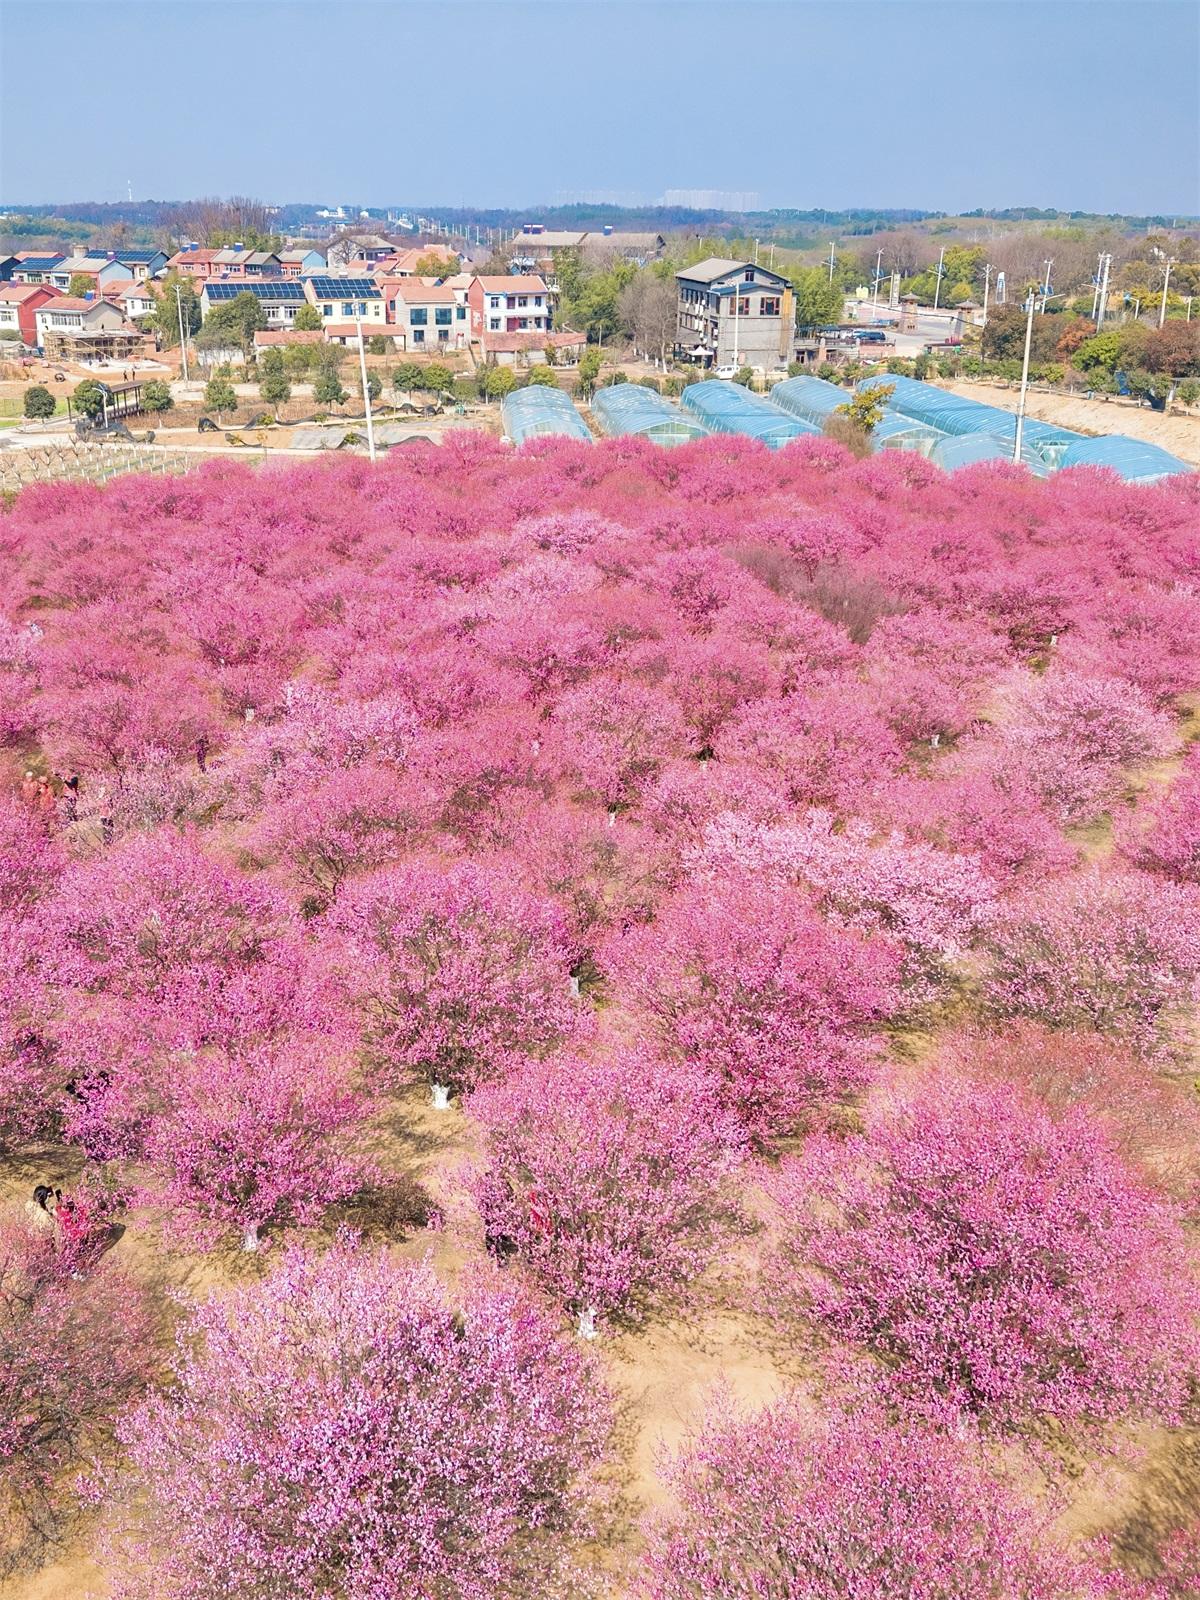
[940,379,1200,465]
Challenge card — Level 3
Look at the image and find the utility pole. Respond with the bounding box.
[872,246,884,309]
[1095,253,1112,329]
[1013,288,1036,465]
[828,240,835,285]
[932,245,946,311]
[175,283,190,384]
[982,262,993,325]
[1090,251,1104,320]
[754,238,759,265]
[1158,259,1175,328]
[732,284,740,367]
[354,317,376,463]
[1040,258,1053,311]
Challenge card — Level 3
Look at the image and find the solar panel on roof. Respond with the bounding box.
[203,281,307,301]
[307,277,381,298]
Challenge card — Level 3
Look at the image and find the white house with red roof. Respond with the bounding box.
[466,274,556,355]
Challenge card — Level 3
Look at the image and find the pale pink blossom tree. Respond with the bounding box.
[106,1237,610,1600]
[765,1075,1200,1436]
[643,1394,1096,1600]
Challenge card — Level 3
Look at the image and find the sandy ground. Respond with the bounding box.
[941,379,1200,465]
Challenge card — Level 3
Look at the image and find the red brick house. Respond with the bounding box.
[466,275,554,355]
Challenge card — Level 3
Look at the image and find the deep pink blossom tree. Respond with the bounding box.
[765,1075,1200,1435]
[548,679,688,812]
[107,1237,609,1600]
[643,1394,1095,1600]
[0,1223,153,1577]
[138,1041,373,1250]
[603,875,900,1145]
[469,1048,744,1330]
[328,859,579,1099]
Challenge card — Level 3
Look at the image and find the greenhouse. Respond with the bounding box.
[590,383,710,445]
[501,386,593,446]
[1055,434,1192,484]
[770,374,942,455]
[858,374,1080,463]
[680,380,819,449]
[929,432,1051,475]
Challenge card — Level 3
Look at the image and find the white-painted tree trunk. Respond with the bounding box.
[607,807,617,828]
[241,1223,260,1253]
[576,1306,598,1340]
[930,732,940,747]
[431,1083,451,1111]
[568,974,581,999]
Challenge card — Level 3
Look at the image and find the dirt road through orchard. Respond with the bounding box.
[937,380,1200,466]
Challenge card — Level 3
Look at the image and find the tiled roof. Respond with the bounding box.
[475,275,550,293]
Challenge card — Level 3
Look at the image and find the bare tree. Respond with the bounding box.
[618,272,677,366]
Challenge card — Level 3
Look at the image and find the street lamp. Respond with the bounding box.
[353,315,376,463]
[1013,286,1067,464]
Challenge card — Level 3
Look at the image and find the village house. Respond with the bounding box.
[105,280,159,321]
[53,254,135,292]
[0,282,61,345]
[674,258,794,371]
[380,280,467,350]
[466,274,555,356]
[278,248,326,277]
[34,296,145,362]
[11,255,73,289]
[302,275,387,330]
[200,280,309,325]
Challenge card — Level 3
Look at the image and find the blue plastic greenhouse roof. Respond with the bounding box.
[858,374,1080,457]
[929,431,1050,475]
[501,385,592,446]
[680,380,819,449]
[770,375,941,454]
[1056,434,1192,483]
[591,383,709,444]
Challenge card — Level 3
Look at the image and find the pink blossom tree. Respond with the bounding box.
[643,1394,1095,1600]
[694,809,996,1003]
[988,669,1178,825]
[765,1075,1200,1436]
[1117,748,1200,884]
[469,1048,744,1332]
[107,1237,609,1600]
[721,690,902,813]
[138,1042,373,1250]
[603,876,900,1146]
[984,868,1200,1057]
[328,859,579,1102]
[548,679,688,813]
[0,1223,153,1577]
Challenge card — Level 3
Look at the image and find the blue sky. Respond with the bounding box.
[2,0,1197,214]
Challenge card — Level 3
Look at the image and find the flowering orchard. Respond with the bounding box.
[0,434,1198,1594]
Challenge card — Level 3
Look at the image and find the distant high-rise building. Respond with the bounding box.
[663,189,760,212]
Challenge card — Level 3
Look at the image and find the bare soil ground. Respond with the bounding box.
[941,379,1200,465]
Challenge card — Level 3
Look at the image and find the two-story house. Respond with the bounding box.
[466,275,554,356]
[200,280,310,325]
[674,258,794,371]
[0,282,61,345]
[381,280,467,351]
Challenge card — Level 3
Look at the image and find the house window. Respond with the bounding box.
[435,308,451,325]
[760,297,781,316]
[322,304,332,317]
[743,269,754,281]
[411,309,428,326]
[488,318,501,330]
[342,302,355,316]
[517,296,527,307]
[437,328,449,342]
[456,306,466,319]
[489,296,501,309]
[413,329,425,344]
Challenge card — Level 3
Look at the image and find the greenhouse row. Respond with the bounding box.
[590,383,710,445]
[500,385,593,446]
[679,380,819,449]
[500,372,1191,484]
